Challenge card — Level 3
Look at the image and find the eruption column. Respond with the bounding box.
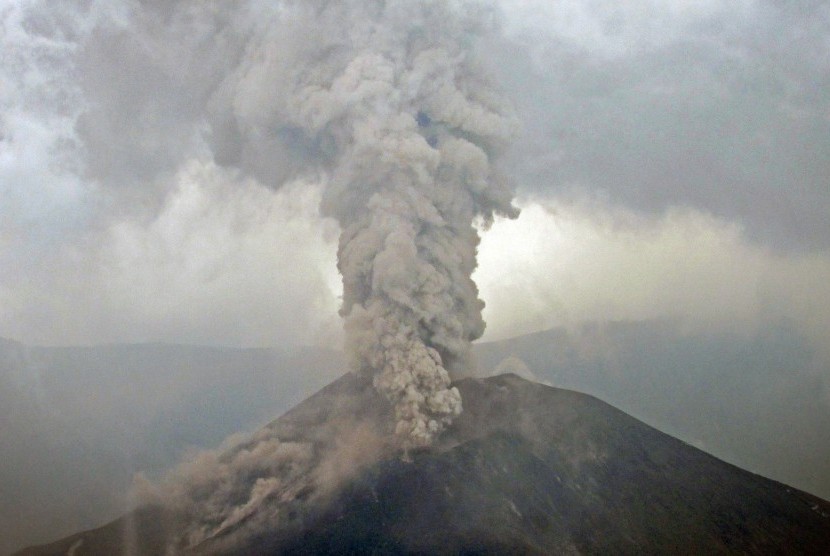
[195,0,519,446]
[273,1,519,446]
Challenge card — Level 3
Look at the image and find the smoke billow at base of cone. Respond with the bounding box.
[131,373,401,552]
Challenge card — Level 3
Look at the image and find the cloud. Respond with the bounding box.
[3,0,521,445]
[498,0,757,57]
[1,0,828,352]
[476,200,830,366]
[491,0,830,251]
[0,160,341,347]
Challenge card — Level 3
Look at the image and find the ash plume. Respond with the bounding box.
[118,1,521,541]
[198,0,519,445]
[308,2,519,445]
[40,0,517,446]
[132,373,397,552]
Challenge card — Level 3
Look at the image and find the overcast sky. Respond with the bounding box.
[1,0,828,365]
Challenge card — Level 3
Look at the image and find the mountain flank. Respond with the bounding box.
[16,373,830,555]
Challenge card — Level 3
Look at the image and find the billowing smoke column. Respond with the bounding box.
[240,0,519,446]
[84,0,518,447]
[279,1,518,446]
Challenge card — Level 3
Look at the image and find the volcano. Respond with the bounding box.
[15,373,830,555]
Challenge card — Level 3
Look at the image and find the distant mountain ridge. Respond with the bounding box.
[476,319,830,500]
[3,319,829,553]
[16,373,830,555]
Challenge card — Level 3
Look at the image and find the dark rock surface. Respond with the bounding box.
[16,373,830,555]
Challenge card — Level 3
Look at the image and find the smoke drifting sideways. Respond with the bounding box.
[207,0,518,446]
[76,0,518,446]
[133,373,398,551]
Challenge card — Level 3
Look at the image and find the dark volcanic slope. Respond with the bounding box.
[17,374,830,555]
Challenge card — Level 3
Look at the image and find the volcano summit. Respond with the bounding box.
[17,373,830,555]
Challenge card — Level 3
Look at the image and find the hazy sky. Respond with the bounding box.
[2,0,828,362]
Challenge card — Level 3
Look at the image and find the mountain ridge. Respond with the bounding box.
[16,373,830,555]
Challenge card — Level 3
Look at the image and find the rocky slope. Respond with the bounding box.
[16,373,830,555]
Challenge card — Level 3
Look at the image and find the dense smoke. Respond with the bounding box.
[11,0,518,446]
[145,431,315,547]
[7,0,518,445]
[299,1,518,445]
[132,372,395,551]
[123,0,524,527]
[182,0,517,445]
